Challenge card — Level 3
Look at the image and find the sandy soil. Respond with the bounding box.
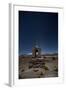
[19,55,58,79]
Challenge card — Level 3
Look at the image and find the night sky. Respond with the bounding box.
[19,11,58,55]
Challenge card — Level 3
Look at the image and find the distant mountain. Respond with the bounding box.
[42,53,58,56]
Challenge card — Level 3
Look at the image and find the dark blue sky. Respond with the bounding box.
[19,11,58,55]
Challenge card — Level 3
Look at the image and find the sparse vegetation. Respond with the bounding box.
[52,57,55,60]
[53,66,58,72]
[40,72,43,75]
[54,68,58,72]
[29,65,33,69]
[38,76,41,78]
[21,69,24,72]
[44,66,49,70]
[33,69,39,72]
[42,65,49,70]
[19,75,22,79]
[44,56,46,59]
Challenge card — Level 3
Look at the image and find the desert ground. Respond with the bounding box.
[19,54,58,79]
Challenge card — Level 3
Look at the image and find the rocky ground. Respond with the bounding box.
[19,55,58,79]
